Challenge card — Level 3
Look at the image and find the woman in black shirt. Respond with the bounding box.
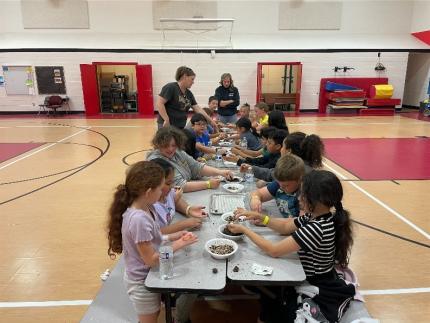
[157,66,216,129]
[214,73,240,124]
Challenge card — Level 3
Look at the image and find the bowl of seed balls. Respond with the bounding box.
[205,238,238,260]
[218,224,245,241]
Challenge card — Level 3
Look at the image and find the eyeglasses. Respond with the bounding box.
[194,122,207,127]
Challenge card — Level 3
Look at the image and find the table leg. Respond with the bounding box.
[163,292,173,323]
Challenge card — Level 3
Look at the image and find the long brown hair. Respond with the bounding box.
[300,170,353,268]
[284,132,325,168]
[107,161,164,259]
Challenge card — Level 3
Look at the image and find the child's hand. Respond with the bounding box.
[188,205,207,218]
[183,217,203,229]
[240,163,251,173]
[169,230,188,241]
[233,208,263,223]
[209,177,221,189]
[227,223,246,234]
[217,148,227,155]
[173,232,198,250]
[174,186,183,202]
[220,170,234,180]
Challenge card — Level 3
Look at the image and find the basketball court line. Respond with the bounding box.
[1,287,429,308]
[0,127,90,171]
[323,161,430,240]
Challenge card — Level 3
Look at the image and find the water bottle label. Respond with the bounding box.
[160,252,170,260]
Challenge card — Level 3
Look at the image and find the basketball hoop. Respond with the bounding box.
[159,18,234,49]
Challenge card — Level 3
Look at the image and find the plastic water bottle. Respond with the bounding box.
[244,168,254,192]
[240,136,248,149]
[215,149,223,167]
[159,245,173,280]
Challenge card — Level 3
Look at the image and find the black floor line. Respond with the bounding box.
[0,142,103,185]
[0,124,110,206]
[352,219,430,249]
[122,149,151,166]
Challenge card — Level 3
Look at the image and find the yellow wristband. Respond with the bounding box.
[207,180,211,189]
[185,205,191,216]
[262,215,270,226]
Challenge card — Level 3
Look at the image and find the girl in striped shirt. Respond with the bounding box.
[229,170,355,323]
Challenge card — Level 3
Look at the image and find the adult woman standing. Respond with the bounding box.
[214,73,240,124]
[157,66,216,129]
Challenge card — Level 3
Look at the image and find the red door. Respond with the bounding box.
[136,65,154,116]
[79,64,100,116]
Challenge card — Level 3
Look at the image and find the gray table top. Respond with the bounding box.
[145,213,227,293]
[145,182,305,293]
[226,197,305,284]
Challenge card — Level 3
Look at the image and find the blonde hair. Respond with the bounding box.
[219,73,234,88]
[255,102,270,113]
[273,154,305,182]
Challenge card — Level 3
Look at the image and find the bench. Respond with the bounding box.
[81,257,373,323]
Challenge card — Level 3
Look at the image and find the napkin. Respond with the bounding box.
[251,263,273,276]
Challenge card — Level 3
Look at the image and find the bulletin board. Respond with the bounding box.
[2,66,34,95]
[35,66,67,94]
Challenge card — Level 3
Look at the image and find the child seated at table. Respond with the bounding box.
[228,170,355,323]
[231,126,276,159]
[239,103,251,119]
[248,154,304,218]
[152,158,207,231]
[241,131,325,184]
[252,102,270,133]
[225,129,288,170]
[151,158,204,323]
[190,113,226,159]
[226,117,261,151]
[107,161,198,323]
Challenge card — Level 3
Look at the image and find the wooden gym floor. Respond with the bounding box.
[0,114,429,322]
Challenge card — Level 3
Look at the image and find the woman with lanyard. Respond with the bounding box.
[214,73,240,125]
[157,66,217,130]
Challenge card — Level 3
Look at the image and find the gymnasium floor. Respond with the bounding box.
[0,114,429,323]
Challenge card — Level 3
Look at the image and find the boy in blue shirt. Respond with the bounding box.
[249,154,304,218]
[190,113,225,159]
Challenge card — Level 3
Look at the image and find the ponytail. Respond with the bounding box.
[107,184,130,258]
[333,202,353,268]
[107,161,165,259]
[301,170,353,268]
[300,134,325,168]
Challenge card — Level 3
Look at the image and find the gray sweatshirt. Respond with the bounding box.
[146,149,204,187]
[252,162,313,182]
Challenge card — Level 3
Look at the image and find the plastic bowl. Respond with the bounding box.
[205,238,238,260]
[221,211,236,223]
[222,183,244,193]
[218,224,244,241]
